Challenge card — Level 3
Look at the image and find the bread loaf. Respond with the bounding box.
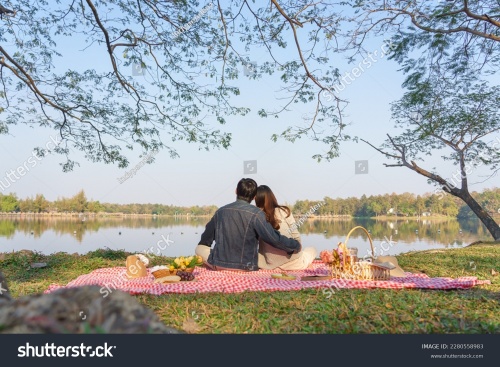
[126,255,148,278]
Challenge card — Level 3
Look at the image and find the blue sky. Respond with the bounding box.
[0,6,498,208]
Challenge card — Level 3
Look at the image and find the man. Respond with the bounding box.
[195,178,302,271]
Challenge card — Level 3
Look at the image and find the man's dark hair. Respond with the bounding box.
[236,178,258,203]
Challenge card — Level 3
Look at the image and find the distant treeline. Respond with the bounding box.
[0,188,499,219]
[0,190,218,216]
[291,188,500,219]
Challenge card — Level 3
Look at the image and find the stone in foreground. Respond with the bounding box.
[0,272,181,334]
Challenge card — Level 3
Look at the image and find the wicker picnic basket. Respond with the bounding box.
[329,226,390,280]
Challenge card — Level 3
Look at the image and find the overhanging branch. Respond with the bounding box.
[0,4,15,18]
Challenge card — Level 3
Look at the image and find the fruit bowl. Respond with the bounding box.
[170,255,202,272]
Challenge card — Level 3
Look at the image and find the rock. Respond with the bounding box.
[0,272,182,334]
[30,262,48,268]
[0,271,12,302]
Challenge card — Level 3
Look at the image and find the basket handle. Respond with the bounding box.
[343,226,375,264]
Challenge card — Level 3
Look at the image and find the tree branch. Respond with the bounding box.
[84,0,135,93]
[270,0,303,27]
[0,4,15,18]
[463,0,500,28]
[360,138,401,160]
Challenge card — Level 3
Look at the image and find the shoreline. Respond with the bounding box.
[0,212,212,218]
[1,212,498,222]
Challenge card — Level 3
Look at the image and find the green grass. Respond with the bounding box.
[1,244,499,334]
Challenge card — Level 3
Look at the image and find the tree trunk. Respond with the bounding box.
[455,190,500,240]
[404,160,500,240]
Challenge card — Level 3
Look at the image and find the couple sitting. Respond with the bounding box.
[195,178,317,271]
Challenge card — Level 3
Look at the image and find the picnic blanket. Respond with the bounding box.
[45,261,491,295]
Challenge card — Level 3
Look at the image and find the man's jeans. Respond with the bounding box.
[195,245,251,272]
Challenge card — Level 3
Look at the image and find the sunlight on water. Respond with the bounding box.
[0,216,494,257]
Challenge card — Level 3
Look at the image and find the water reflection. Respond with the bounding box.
[0,215,207,242]
[302,217,490,243]
[0,215,493,256]
[302,217,491,256]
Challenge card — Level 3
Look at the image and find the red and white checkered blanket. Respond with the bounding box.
[44,261,491,295]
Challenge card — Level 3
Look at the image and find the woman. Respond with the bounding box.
[255,185,317,270]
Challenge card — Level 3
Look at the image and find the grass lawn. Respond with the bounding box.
[1,243,499,334]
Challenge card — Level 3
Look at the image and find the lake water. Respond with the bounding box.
[0,215,494,258]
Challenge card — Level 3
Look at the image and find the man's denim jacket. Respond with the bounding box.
[198,199,302,271]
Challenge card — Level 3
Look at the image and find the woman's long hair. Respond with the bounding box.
[255,185,291,230]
